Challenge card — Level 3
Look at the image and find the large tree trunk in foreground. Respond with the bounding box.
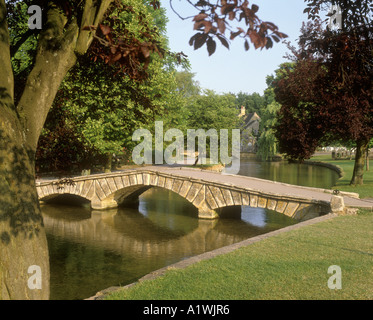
[350,138,370,185]
[0,115,50,300]
[0,0,113,299]
[1,4,49,297]
[1,3,77,300]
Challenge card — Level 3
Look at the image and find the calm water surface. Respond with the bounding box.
[42,160,339,300]
[238,160,339,188]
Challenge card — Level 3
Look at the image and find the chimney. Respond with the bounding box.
[240,105,245,117]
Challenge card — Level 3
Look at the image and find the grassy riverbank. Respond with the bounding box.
[106,209,373,300]
[310,154,373,199]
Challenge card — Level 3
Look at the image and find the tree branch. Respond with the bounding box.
[169,0,196,20]
[10,29,38,58]
[16,6,79,151]
[0,0,14,110]
[75,0,114,54]
[16,1,115,151]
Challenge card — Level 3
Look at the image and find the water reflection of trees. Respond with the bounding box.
[238,160,339,188]
[41,188,299,258]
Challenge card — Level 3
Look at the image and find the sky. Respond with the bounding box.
[159,0,312,96]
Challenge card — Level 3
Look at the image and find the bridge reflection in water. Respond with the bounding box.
[42,187,297,300]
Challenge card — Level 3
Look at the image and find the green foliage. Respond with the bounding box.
[235,91,265,116]
[256,64,294,161]
[187,89,238,131]
[174,70,201,98]
[257,100,281,161]
[36,0,181,172]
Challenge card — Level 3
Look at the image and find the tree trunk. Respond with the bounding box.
[104,153,112,172]
[350,139,369,185]
[0,0,47,300]
[0,113,50,299]
[1,0,114,299]
[366,148,370,171]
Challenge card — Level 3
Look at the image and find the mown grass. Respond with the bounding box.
[310,154,373,199]
[106,209,373,300]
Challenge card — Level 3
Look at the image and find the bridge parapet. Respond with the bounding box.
[36,168,333,221]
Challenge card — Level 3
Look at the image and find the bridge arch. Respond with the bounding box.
[89,172,218,219]
[40,193,91,206]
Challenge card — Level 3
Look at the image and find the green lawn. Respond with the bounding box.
[310,154,373,199]
[106,209,373,300]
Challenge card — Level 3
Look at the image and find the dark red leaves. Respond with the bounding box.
[217,34,230,49]
[149,0,160,9]
[251,4,259,13]
[265,36,273,49]
[207,37,216,55]
[99,24,111,36]
[85,3,165,81]
[188,0,287,55]
[189,33,208,50]
[193,13,209,22]
[217,18,226,34]
[274,15,373,162]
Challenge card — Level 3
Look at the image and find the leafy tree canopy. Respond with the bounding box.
[274,1,373,184]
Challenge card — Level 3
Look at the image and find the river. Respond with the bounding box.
[41,160,339,300]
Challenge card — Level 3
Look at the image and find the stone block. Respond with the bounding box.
[106,177,117,193]
[186,183,203,202]
[41,186,49,197]
[36,187,44,198]
[122,175,130,187]
[284,202,299,217]
[330,195,345,213]
[73,181,84,196]
[157,176,165,188]
[98,179,111,196]
[142,173,150,186]
[69,183,77,195]
[198,206,219,219]
[129,174,137,186]
[171,179,183,194]
[241,193,250,206]
[250,195,258,207]
[266,198,277,211]
[208,186,226,207]
[80,180,93,198]
[164,178,174,190]
[221,188,234,206]
[258,197,267,208]
[292,203,310,220]
[85,182,95,200]
[95,180,106,200]
[275,200,287,213]
[205,187,218,209]
[136,174,143,185]
[178,181,192,197]
[193,185,206,207]
[149,174,158,186]
[231,191,242,205]
[114,176,124,189]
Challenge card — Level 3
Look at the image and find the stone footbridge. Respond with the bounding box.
[36,166,373,220]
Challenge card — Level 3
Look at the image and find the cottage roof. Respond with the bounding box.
[242,111,260,130]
